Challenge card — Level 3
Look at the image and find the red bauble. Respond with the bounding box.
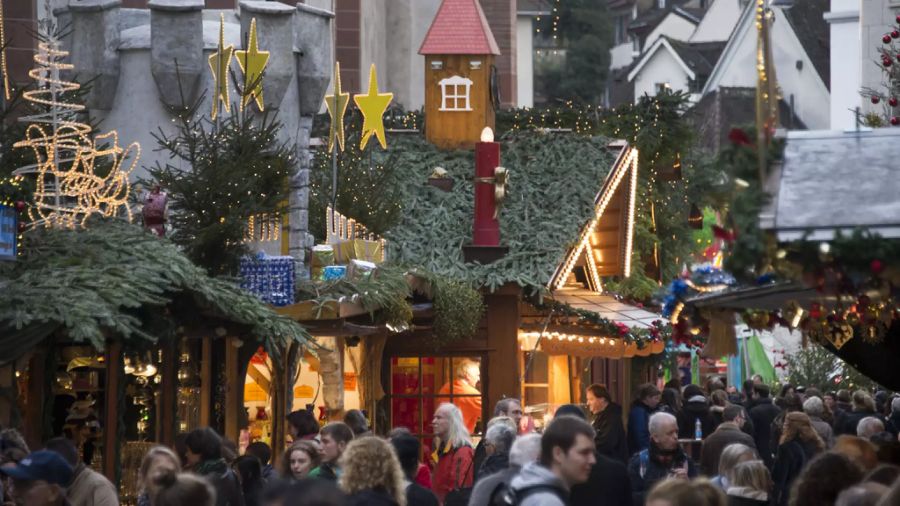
[896,14,900,23]
[13,200,25,212]
[896,53,900,62]
[893,30,900,38]
[891,97,899,107]
[871,259,885,274]
[884,34,893,43]
[884,58,893,67]
[892,116,900,125]
[872,96,881,104]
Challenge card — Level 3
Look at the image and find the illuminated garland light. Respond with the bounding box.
[519,331,618,346]
[12,40,139,229]
[244,213,281,243]
[670,301,684,325]
[0,0,10,101]
[623,148,638,278]
[684,279,728,293]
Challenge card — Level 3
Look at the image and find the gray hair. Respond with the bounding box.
[718,443,756,478]
[803,396,825,418]
[494,398,522,417]
[484,423,516,454]
[857,417,885,439]
[509,433,541,467]
[435,403,471,449]
[892,397,900,415]
[486,416,517,433]
[648,411,677,435]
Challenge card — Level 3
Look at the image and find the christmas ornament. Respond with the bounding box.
[896,14,900,23]
[141,187,168,237]
[872,96,881,104]
[883,57,892,68]
[208,14,234,120]
[13,200,24,212]
[353,64,393,150]
[234,18,270,113]
[871,259,885,274]
[891,116,899,125]
[893,30,900,38]
[324,61,350,152]
[884,34,893,43]
[891,97,898,107]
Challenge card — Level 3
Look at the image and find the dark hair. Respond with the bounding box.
[586,383,611,402]
[153,469,216,506]
[863,464,900,486]
[805,387,822,400]
[781,393,804,413]
[494,398,521,417]
[539,415,595,467]
[173,433,189,467]
[683,384,705,400]
[837,389,851,403]
[789,452,863,506]
[246,441,272,466]
[753,384,771,398]
[287,409,321,439]
[44,437,79,467]
[554,404,587,420]
[780,384,795,398]
[723,405,744,422]
[637,383,661,401]
[743,380,755,395]
[389,433,421,479]
[233,455,263,497]
[662,388,682,413]
[320,422,354,445]
[342,410,369,436]
[185,427,223,461]
[282,479,347,506]
[664,378,682,391]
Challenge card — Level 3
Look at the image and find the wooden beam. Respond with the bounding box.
[199,336,212,427]
[103,340,122,482]
[485,284,522,423]
[159,340,177,446]
[224,337,240,443]
[23,349,46,451]
[247,363,271,392]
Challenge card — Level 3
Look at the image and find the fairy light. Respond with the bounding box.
[670,301,684,324]
[0,0,10,101]
[684,280,728,293]
[622,148,638,278]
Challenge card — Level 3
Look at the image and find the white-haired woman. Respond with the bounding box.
[431,403,474,504]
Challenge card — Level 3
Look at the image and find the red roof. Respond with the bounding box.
[419,0,501,56]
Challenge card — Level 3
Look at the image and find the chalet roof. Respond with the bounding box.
[518,0,552,15]
[762,129,900,241]
[781,0,830,90]
[629,3,703,36]
[627,36,724,85]
[419,0,501,56]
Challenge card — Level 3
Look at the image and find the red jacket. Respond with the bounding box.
[415,462,432,488]
[431,443,474,503]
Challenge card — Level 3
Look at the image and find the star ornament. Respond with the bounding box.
[353,64,393,150]
[324,61,350,152]
[208,13,234,120]
[234,18,269,112]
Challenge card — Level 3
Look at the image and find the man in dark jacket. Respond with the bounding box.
[749,384,781,467]
[700,405,757,475]
[476,422,515,480]
[676,384,717,439]
[832,389,853,430]
[885,397,900,436]
[627,412,698,504]
[835,391,884,436]
[628,383,661,455]
[586,384,628,463]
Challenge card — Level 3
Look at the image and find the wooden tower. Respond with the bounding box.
[419,0,500,150]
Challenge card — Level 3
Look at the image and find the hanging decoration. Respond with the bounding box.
[861,15,900,126]
[324,61,350,152]
[208,13,234,120]
[234,17,270,113]
[688,203,703,230]
[13,37,140,229]
[0,0,10,101]
[353,64,393,150]
[755,0,779,183]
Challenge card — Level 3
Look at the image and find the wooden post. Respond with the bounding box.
[200,336,212,427]
[0,364,14,428]
[224,337,240,443]
[159,340,177,446]
[103,341,122,482]
[485,283,521,421]
[23,349,47,451]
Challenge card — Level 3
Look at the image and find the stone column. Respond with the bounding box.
[238,1,295,110]
[66,0,122,110]
[148,0,205,108]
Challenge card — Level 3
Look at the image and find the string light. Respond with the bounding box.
[0,0,10,101]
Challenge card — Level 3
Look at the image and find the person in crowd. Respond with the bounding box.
[437,360,483,434]
[677,384,716,440]
[645,479,726,506]
[837,392,882,437]
[834,483,889,506]
[875,391,889,417]
[863,464,900,487]
[153,469,216,506]
[468,434,541,506]
[868,432,900,466]
[804,396,835,448]
[553,404,632,506]
[629,383,662,455]
[586,383,628,463]
[430,403,474,503]
[0,429,30,505]
[286,410,320,442]
[281,479,347,506]
[476,421,515,480]
[44,437,118,506]
[770,393,803,454]
[833,436,880,472]
[337,437,406,506]
[833,390,853,432]
[776,385,795,409]
[388,433,438,506]
[659,388,682,417]
[472,416,516,479]
[693,479,728,506]
[245,443,274,481]
[184,428,244,506]
[628,412,699,504]
[259,478,291,506]
[0,450,73,506]
[387,428,431,489]
[710,444,756,491]
[136,446,182,506]
[281,441,320,482]
[789,452,863,506]
[884,397,900,436]
[173,434,190,469]
[805,388,835,426]
[700,405,757,476]
[309,423,354,482]
[342,410,371,438]
[709,391,730,428]
[494,398,524,431]
[857,417,885,440]
[232,456,264,506]
[741,381,757,412]
[876,476,900,506]
[749,384,781,467]
[508,415,596,506]
[771,413,824,506]
[725,460,771,506]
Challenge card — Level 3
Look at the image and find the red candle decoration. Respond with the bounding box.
[473,127,501,246]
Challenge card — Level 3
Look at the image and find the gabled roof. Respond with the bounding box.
[419,0,501,56]
[629,4,703,35]
[627,36,724,84]
[780,0,830,89]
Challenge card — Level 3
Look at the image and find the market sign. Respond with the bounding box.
[0,205,16,260]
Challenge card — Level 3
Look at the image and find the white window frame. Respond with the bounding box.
[438,75,474,112]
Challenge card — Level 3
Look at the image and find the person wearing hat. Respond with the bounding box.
[0,450,74,506]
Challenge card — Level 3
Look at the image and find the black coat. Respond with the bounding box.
[886,412,900,436]
[476,453,509,481]
[699,422,757,476]
[749,399,781,467]
[592,402,629,463]
[728,494,770,506]
[627,444,698,505]
[570,452,632,506]
[835,409,883,436]
[677,397,717,439]
[406,483,439,506]
[348,488,399,506]
[772,440,820,506]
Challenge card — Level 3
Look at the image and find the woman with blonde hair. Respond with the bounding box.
[137,446,182,506]
[280,440,321,481]
[726,460,772,506]
[711,443,756,490]
[772,412,824,506]
[338,436,406,506]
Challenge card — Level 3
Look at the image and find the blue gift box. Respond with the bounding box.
[323,265,347,281]
[239,254,296,306]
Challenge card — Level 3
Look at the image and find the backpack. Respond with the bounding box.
[497,484,568,505]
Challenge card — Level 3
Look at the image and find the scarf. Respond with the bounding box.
[196,458,228,477]
[648,441,683,468]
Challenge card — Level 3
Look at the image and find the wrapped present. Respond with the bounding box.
[311,245,335,280]
[332,239,383,264]
[323,265,347,281]
[347,259,377,279]
[240,254,295,306]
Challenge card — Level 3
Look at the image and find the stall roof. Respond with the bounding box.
[548,287,661,328]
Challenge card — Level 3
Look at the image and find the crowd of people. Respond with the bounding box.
[5,378,900,506]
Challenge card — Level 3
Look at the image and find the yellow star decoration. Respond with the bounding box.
[208,13,234,120]
[234,18,269,112]
[324,61,350,152]
[353,64,393,150]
